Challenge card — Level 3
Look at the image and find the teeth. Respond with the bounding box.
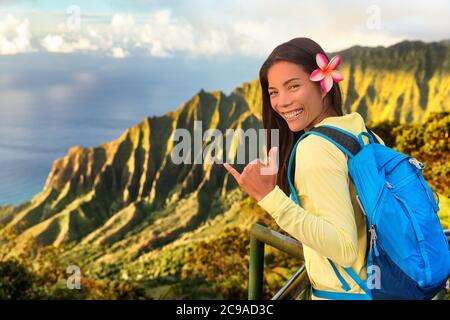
[283,109,303,119]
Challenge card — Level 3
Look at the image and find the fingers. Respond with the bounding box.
[248,158,264,166]
[224,160,261,184]
[224,157,269,184]
[223,163,241,183]
[267,146,279,170]
[258,146,278,175]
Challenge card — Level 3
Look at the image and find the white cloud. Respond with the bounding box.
[36,9,235,58]
[41,35,72,53]
[111,13,135,34]
[191,29,230,56]
[72,37,98,51]
[138,10,195,57]
[41,34,98,53]
[111,47,128,58]
[3,1,450,57]
[0,14,32,55]
[189,0,450,54]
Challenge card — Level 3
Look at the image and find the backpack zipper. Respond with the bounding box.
[369,224,380,257]
[356,194,380,257]
[408,158,425,170]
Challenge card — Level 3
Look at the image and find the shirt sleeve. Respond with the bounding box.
[257,135,359,267]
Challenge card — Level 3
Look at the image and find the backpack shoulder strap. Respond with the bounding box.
[366,126,381,144]
[287,125,362,205]
[307,125,362,157]
[287,125,373,297]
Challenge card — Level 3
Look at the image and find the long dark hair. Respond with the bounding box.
[259,37,343,195]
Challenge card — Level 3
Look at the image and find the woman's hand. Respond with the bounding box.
[223,147,278,202]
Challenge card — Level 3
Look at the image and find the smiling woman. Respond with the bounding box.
[223,36,450,300]
[260,38,344,194]
[223,37,383,300]
[267,62,332,132]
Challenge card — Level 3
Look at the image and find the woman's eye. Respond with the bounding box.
[269,91,278,97]
[289,84,300,90]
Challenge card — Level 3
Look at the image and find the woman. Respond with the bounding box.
[223,37,384,299]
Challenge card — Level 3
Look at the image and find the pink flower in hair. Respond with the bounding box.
[309,53,344,93]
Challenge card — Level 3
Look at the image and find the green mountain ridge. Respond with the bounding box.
[0,40,449,296]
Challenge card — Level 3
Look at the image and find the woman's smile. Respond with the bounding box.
[281,108,304,121]
[267,61,328,132]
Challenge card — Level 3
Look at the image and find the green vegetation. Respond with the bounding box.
[0,111,448,300]
[0,227,151,299]
[0,39,449,299]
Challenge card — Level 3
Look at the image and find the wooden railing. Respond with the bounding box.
[248,223,450,300]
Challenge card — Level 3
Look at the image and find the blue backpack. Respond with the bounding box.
[287,125,450,300]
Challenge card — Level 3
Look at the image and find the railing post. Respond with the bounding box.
[248,235,264,300]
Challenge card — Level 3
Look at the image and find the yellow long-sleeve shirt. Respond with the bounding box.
[257,112,385,299]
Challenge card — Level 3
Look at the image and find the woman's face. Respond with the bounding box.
[267,61,329,132]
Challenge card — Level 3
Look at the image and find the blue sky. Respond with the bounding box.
[0,0,449,205]
[1,0,449,58]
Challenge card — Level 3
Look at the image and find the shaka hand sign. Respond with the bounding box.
[223,147,278,202]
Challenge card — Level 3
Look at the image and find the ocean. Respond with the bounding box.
[0,52,262,205]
